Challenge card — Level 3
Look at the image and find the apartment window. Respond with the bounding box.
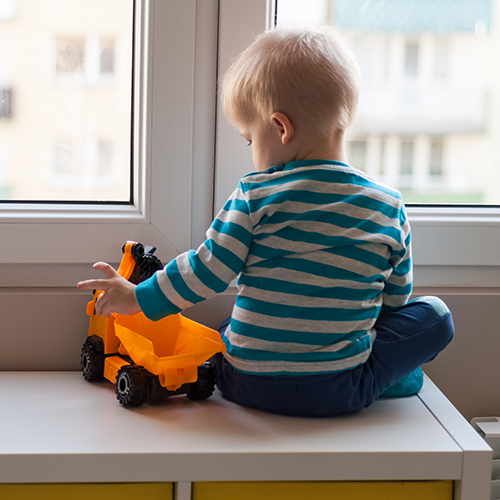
[379,138,386,177]
[351,36,373,81]
[56,37,85,74]
[53,138,79,177]
[429,139,444,176]
[276,0,329,26]
[399,138,414,189]
[50,136,120,188]
[433,38,449,81]
[100,37,115,75]
[349,140,367,172]
[401,139,414,176]
[55,35,118,80]
[382,36,391,82]
[0,0,17,21]
[0,136,9,198]
[404,40,419,78]
[97,139,114,177]
[0,88,12,119]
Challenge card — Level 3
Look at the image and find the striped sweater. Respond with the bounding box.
[136,159,413,376]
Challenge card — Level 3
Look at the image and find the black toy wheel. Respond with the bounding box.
[81,336,105,382]
[187,362,216,401]
[115,365,151,407]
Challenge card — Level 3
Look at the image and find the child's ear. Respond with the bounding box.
[271,112,294,145]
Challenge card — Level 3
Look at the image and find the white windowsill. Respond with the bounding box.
[0,203,146,223]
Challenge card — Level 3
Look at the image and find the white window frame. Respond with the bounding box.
[0,0,218,286]
[3,0,499,290]
[215,0,500,289]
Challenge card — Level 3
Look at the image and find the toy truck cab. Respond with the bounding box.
[81,242,226,407]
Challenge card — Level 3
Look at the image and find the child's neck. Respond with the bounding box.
[292,129,347,165]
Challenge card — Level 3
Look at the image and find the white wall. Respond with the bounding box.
[1,286,497,422]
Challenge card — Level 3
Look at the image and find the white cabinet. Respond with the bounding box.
[0,372,492,500]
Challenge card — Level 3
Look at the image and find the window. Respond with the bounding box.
[97,139,114,177]
[49,136,122,192]
[272,0,500,211]
[216,0,500,288]
[0,0,17,21]
[53,137,79,178]
[55,35,117,79]
[0,88,12,119]
[0,0,133,203]
[0,0,219,283]
[400,138,414,187]
[348,140,367,172]
[351,36,373,81]
[100,38,115,74]
[429,139,444,176]
[274,0,494,206]
[433,38,449,81]
[404,40,419,78]
[56,37,85,74]
[3,0,500,289]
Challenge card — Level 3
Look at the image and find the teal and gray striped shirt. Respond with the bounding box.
[136,159,412,376]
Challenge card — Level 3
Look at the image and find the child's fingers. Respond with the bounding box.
[77,262,119,290]
[77,279,109,291]
[93,261,119,279]
[95,293,110,317]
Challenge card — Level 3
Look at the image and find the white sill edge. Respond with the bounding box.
[407,206,500,225]
[2,204,500,225]
[0,203,146,223]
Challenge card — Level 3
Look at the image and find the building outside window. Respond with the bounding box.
[277,0,494,205]
[0,0,132,202]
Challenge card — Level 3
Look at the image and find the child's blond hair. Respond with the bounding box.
[222,26,360,136]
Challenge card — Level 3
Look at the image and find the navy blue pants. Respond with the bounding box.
[211,296,454,417]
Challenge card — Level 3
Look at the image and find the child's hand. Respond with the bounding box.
[77,262,141,318]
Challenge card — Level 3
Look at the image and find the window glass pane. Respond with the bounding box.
[100,38,116,75]
[348,140,367,171]
[430,139,444,176]
[0,0,133,202]
[404,40,419,77]
[400,138,414,189]
[56,37,85,74]
[433,38,449,80]
[276,0,495,205]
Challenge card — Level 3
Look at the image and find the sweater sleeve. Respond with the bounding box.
[136,183,253,321]
[381,204,413,311]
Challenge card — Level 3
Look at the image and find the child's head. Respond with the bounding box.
[222,26,360,140]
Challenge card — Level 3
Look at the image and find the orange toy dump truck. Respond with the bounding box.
[80,241,226,407]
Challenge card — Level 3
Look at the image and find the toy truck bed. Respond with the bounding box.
[80,241,226,407]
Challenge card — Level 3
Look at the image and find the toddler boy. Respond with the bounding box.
[78,26,454,417]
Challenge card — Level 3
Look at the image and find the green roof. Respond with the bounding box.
[334,0,492,33]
